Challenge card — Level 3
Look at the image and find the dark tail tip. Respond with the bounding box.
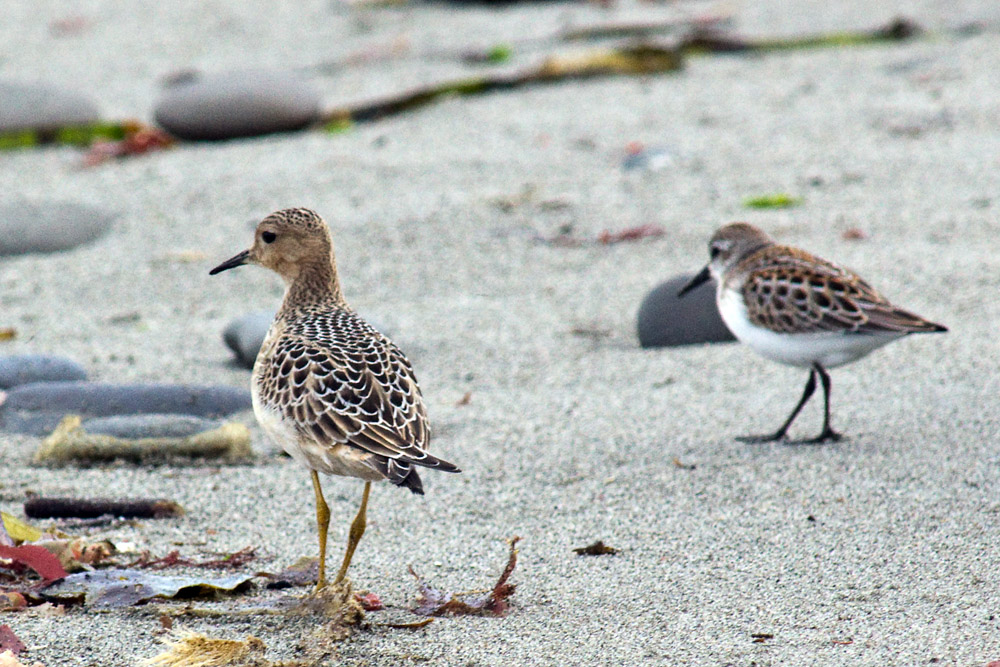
[418,452,461,474]
[401,469,424,495]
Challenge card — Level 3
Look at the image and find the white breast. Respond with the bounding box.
[717,286,903,369]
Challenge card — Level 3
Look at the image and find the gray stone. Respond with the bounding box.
[0,79,101,133]
[636,273,736,348]
[0,200,115,256]
[223,310,274,369]
[0,382,251,435]
[83,414,220,439]
[153,69,321,141]
[0,355,87,389]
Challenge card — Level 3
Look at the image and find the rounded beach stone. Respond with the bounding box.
[636,273,736,348]
[153,69,321,141]
[0,382,251,435]
[83,414,220,439]
[0,355,87,389]
[0,200,115,256]
[223,310,274,369]
[0,79,101,133]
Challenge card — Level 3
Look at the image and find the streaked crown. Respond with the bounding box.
[249,208,334,281]
[706,222,774,279]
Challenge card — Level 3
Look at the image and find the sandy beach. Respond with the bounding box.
[2,0,1000,664]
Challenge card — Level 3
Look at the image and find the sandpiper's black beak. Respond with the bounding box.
[209,249,250,275]
[677,265,711,297]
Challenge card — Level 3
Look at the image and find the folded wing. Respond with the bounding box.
[259,313,460,488]
[743,247,946,335]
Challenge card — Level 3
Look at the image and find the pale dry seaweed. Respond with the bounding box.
[33,416,252,465]
[0,649,45,667]
[141,585,363,666]
[143,630,273,667]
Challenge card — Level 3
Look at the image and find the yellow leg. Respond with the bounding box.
[311,471,331,592]
[334,481,371,584]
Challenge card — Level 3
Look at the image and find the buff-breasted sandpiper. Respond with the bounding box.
[211,207,460,590]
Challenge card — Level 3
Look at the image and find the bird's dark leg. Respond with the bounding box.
[738,367,817,443]
[334,481,371,585]
[311,470,331,592]
[803,363,842,443]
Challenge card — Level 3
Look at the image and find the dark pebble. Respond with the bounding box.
[0,382,251,436]
[636,273,736,348]
[0,79,101,133]
[0,200,115,257]
[0,355,87,389]
[82,414,221,439]
[153,69,321,141]
[223,310,274,369]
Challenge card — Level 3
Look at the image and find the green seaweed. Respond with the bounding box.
[54,122,127,146]
[323,117,353,134]
[0,18,929,157]
[0,122,130,151]
[0,130,37,150]
[486,44,513,63]
[744,194,803,209]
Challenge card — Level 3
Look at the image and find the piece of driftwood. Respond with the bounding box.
[319,45,683,126]
[681,17,921,53]
[304,14,731,70]
[0,17,929,154]
[24,497,184,520]
[33,415,252,465]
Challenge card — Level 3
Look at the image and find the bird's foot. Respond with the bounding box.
[797,429,842,445]
[300,579,363,624]
[736,431,787,444]
[310,573,354,598]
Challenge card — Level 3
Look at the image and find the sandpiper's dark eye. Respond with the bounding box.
[710,246,721,259]
[262,231,276,244]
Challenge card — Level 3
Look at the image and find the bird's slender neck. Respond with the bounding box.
[280,253,346,313]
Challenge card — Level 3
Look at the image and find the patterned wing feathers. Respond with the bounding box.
[741,247,945,335]
[261,317,459,476]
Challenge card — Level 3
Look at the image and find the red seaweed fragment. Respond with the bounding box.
[127,547,258,571]
[0,545,69,582]
[0,624,27,655]
[410,537,519,617]
[354,592,383,611]
[82,123,174,166]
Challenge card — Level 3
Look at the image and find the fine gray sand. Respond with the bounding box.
[3,1,1000,665]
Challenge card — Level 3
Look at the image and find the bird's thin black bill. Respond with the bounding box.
[677,265,711,297]
[209,249,250,275]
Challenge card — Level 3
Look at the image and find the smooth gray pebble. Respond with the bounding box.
[636,273,736,348]
[153,69,321,141]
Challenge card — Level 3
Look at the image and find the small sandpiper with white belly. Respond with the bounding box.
[679,222,947,443]
[210,207,460,591]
